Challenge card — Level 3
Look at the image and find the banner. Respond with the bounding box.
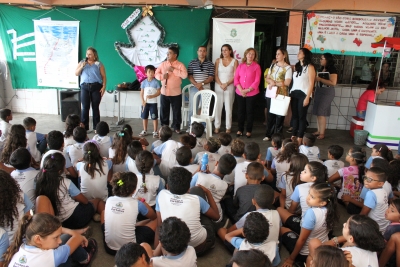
[34,20,79,88]
[212,18,256,63]
[305,13,396,56]
[0,5,212,90]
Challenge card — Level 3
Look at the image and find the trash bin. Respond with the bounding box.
[354,130,369,146]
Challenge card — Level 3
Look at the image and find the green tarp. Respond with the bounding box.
[0,5,212,90]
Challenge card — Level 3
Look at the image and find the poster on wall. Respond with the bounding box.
[212,18,256,63]
[34,20,79,88]
[305,13,396,56]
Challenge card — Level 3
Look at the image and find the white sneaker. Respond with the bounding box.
[153,131,159,138]
[139,130,147,137]
[263,137,271,141]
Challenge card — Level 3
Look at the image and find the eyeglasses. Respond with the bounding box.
[363,176,380,183]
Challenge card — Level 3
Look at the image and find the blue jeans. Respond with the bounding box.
[59,234,87,267]
[189,86,201,125]
[356,110,366,119]
[80,82,102,130]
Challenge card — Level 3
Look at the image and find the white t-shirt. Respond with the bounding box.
[26,131,41,162]
[5,192,33,243]
[191,138,206,158]
[234,161,251,195]
[65,142,84,166]
[324,159,345,186]
[153,140,183,178]
[0,120,11,143]
[76,160,112,201]
[364,188,390,233]
[152,246,197,267]
[218,145,231,156]
[278,174,300,212]
[291,182,313,220]
[156,190,210,247]
[300,207,329,255]
[63,136,75,152]
[299,145,322,163]
[125,156,155,176]
[292,64,311,96]
[40,149,73,170]
[341,246,378,267]
[194,152,221,174]
[272,158,291,188]
[224,156,245,185]
[109,148,128,173]
[104,196,148,251]
[191,173,228,222]
[57,178,80,222]
[11,168,39,205]
[236,238,277,263]
[92,135,112,158]
[134,174,165,206]
[175,164,198,176]
[141,79,160,104]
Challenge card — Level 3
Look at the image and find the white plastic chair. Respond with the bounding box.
[180,84,192,130]
[189,90,217,139]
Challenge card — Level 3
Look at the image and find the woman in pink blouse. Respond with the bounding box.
[233,48,261,138]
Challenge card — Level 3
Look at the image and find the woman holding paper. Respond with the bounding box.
[312,53,338,140]
[290,48,316,145]
[263,48,292,141]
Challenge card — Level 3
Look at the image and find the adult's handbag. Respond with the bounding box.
[270,94,291,116]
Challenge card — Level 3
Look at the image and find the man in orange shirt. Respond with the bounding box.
[155,46,188,134]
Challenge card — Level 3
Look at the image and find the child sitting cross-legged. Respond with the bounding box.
[190,153,237,224]
[151,125,172,152]
[175,146,198,176]
[65,126,87,166]
[299,133,322,163]
[271,140,298,189]
[379,198,400,267]
[92,121,112,158]
[193,136,222,173]
[365,143,393,169]
[126,141,149,175]
[142,217,197,267]
[156,167,220,256]
[109,130,132,173]
[265,133,282,169]
[23,116,47,162]
[223,138,245,185]
[323,145,344,191]
[218,132,233,156]
[190,122,207,158]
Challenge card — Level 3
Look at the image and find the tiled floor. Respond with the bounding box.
[11,113,370,267]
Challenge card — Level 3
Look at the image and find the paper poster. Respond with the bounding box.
[34,20,79,88]
[305,13,396,56]
[212,18,256,63]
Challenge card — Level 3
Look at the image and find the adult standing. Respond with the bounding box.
[188,46,214,127]
[75,47,106,131]
[290,48,315,145]
[155,46,188,134]
[312,53,338,140]
[356,80,386,119]
[234,48,261,138]
[214,44,238,134]
[263,48,292,141]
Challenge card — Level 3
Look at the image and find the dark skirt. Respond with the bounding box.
[312,86,335,116]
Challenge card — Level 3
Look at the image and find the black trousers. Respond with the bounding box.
[236,93,257,133]
[265,98,285,137]
[290,90,310,138]
[160,94,182,131]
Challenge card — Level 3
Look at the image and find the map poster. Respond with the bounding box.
[212,18,256,63]
[34,20,79,88]
[305,13,396,57]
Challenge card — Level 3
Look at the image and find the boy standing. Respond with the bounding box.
[140,65,161,138]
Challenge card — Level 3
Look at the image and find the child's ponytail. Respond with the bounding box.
[311,183,338,231]
[308,161,329,184]
[141,159,148,193]
[135,150,154,194]
[83,141,104,178]
[350,146,366,181]
[374,144,393,162]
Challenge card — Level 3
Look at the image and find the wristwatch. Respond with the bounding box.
[201,82,205,86]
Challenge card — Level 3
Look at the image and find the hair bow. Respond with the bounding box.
[117,179,124,186]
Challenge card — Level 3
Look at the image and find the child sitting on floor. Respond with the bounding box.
[229,249,272,267]
[218,132,232,156]
[175,146,198,175]
[0,108,12,154]
[190,122,206,158]
[265,133,282,169]
[151,125,172,152]
[224,138,246,185]
[299,133,322,163]
[63,114,82,149]
[271,140,298,189]
[193,136,222,172]
[153,131,182,178]
[23,117,47,162]
[92,121,112,158]
[365,143,393,169]
[65,126,87,166]
[109,129,131,173]
[324,145,344,179]
[180,133,197,150]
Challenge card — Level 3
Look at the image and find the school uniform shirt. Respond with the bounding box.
[365,155,383,169]
[154,140,183,177]
[8,243,70,267]
[11,167,39,205]
[151,140,163,152]
[76,160,112,201]
[191,173,228,222]
[217,145,231,156]
[0,228,9,262]
[265,147,280,162]
[63,136,76,152]
[324,159,345,186]
[5,192,33,243]
[271,158,291,188]
[230,237,277,264]
[26,131,41,162]
[299,145,322,163]
[105,196,148,251]
[193,152,221,175]
[223,156,245,185]
[383,222,400,241]
[174,164,198,176]
[125,156,155,176]
[156,189,210,247]
[191,137,206,158]
[278,174,301,213]
[364,188,390,233]
[57,178,80,222]
[341,247,378,267]
[40,150,73,170]
[234,161,251,195]
[92,135,112,158]
[291,182,313,221]
[141,79,161,104]
[235,209,281,243]
[134,174,165,206]
[152,246,197,267]
[337,166,363,202]
[300,207,329,255]
[65,142,84,166]
[0,120,11,143]
[109,148,128,173]
[360,181,394,200]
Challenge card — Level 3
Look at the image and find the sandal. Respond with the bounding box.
[236,131,243,137]
[317,134,325,140]
[312,131,320,136]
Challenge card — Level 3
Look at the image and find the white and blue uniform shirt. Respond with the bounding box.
[223,156,245,185]
[11,168,39,205]
[26,131,42,162]
[272,159,290,188]
[300,207,329,255]
[134,174,165,206]
[299,145,322,163]
[193,152,221,175]
[92,135,112,158]
[0,228,9,262]
[57,178,80,222]
[341,246,378,267]
[231,237,277,265]
[141,79,161,104]
[65,143,84,166]
[291,182,313,221]
[153,140,182,178]
[152,246,197,267]
[218,145,231,156]
[364,188,390,233]
[41,150,73,170]
[5,192,33,243]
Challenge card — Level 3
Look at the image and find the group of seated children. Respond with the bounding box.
[1,108,400,267]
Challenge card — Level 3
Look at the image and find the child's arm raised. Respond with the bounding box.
[197,185,220,221]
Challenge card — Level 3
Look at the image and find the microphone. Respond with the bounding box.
[85,57,88,62]
[165,71,168,88]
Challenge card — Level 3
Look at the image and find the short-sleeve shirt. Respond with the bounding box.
[141,79,161,104]
[278,174,300,213]
[218,145,231,156]
[152,246,197,267]
[92,135,112,158]
[337,166,363,202]
[65,143,84,166]
[357,90,375,111]
[134,174,165,206]
[300,207,329,255]
[299,145,322,163]
[41,150,73,169]
[265,147,280,162]
[291,182,313,220]
[5,192,33,243]
[364,188,390,233]
[324,159,344,179]
[318,65,337,87]
[0,228,9,262]
[11,167,39,205]
[153,140,183,178]
[341,247,378,267]
[187,58,215,90]
[57,178,80,222]
[233,184,260,222]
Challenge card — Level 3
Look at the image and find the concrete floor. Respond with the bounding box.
[11,113,372,267]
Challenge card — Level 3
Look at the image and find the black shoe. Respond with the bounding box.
[81,238,98,267]
[286,127,293,133]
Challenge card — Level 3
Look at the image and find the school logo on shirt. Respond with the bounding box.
[242,166,247,173]
[19,255,27,264]
[111,202,125,214]
[230,28,237,38]
[333,162,339,167]
[170,195,183,206]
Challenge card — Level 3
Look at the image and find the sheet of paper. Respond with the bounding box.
[265,86,278,98]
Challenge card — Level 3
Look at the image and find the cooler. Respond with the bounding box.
[350,116,364,138]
